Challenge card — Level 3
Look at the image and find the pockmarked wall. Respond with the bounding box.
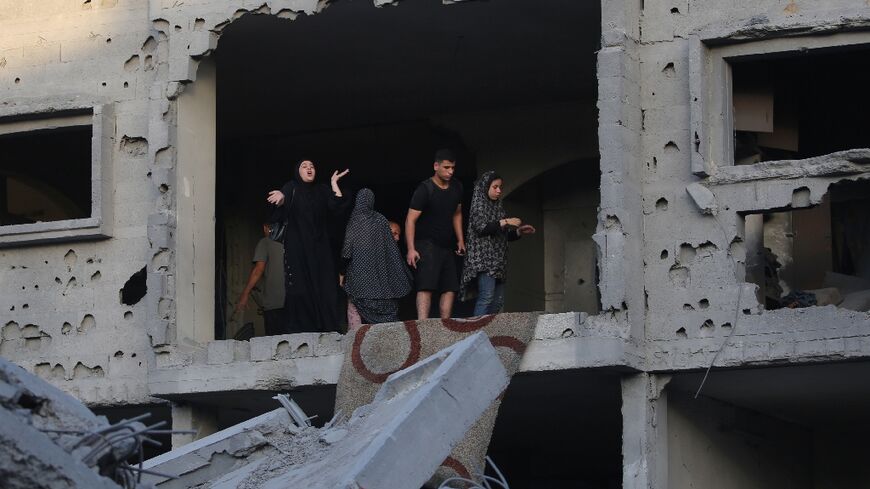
[0,0,163,406]
[637,0,870,369]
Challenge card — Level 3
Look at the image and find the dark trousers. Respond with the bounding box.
[263,307,288,336]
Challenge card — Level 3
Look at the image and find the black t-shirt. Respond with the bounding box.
[409,178,463,248]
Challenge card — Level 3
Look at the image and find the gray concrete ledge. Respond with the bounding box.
[648,306,870,371]
[706,149,870,186]
[148,312,642,398]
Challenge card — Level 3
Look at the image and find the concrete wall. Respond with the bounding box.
[637,0,870,367]
[668,391,812,489]
[0,0,161,406]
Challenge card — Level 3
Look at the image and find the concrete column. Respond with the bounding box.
[171,402,219,449]
[744,213,765,303]
[176,58,217,344]
[622,373,669,489]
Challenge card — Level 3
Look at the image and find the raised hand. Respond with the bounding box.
[267,190,285,206]
[331,169,350,184]
[331,169,349,197]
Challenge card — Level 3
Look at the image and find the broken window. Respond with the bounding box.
[0,118,92,225]
[744,179,870,312]
[731,46,870,165]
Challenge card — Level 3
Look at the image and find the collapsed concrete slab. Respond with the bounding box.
[0,356,155,489]
[143,331,508,489]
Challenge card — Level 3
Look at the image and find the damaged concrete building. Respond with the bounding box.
[1,0,870,487]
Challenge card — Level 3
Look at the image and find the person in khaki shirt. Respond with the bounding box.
[235,221,286,335]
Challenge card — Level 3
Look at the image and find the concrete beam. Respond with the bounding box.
[148,313,642,399]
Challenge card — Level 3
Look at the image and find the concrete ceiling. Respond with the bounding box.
[669,361,870,428]
[215,0,600,137]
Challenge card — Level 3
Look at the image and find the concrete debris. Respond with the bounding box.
[143,332,508,489]
[0,356,174,489]
[685,182,718,215]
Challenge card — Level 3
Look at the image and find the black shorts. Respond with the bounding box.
[414,240,460,292]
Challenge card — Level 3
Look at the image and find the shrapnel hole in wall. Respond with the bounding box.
[0,125,92,225]
[120,267,147,306]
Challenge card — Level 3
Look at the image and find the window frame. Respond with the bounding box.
[0,105,114,247]
[689,30,870,178]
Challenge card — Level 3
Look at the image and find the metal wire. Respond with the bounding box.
[39,413,196,488]
[694,210,747,399]
[438,456,509,489]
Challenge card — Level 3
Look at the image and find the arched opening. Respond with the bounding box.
[503,158,601,314]
[205,0,601,338]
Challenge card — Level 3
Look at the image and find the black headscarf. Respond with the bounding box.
[284,160,324,238]
[460,171,508,300]
[342,188,412,300]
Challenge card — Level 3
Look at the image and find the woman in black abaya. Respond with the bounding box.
[267,160,350,333]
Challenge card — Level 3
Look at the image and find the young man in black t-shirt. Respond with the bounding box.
[405,149,465,319]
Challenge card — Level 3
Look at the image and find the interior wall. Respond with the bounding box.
[791,197,832,291]
[504,158,600,315]
[542,177,599,314]
[667,390,812,489]
[177,58,217,343]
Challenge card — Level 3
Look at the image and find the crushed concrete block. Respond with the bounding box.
[145,332,508,489]
[686,182,718,215]
[0,357,151,489]
[143,408,292,487]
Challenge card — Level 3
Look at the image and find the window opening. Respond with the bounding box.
[745,178,870,312]
[0,125,92,225]
[731,46,870,165]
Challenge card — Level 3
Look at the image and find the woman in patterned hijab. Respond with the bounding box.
[342,188,413,326]
[460,171,536,315]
